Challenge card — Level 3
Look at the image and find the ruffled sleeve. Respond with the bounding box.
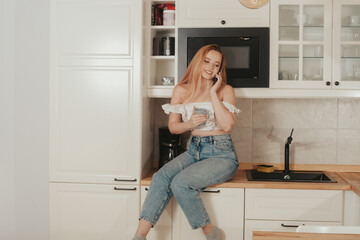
[162,104,185,115]
[222,101,241,115]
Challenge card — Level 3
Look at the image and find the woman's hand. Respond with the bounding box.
[210,73,222,94]
[188,107,208,129]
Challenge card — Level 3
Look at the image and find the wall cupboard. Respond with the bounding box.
[147,0,360,98]
[333,0,360,89]
[271,0,360,90]
[177,0,269,28]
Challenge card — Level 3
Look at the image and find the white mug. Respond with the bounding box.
[348,16,360,26]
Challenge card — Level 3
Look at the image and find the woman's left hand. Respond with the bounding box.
[210,73,222,94]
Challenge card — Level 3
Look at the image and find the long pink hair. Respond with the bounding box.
[178,44,227,99]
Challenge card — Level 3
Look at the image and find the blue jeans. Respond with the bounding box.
[140,134,239,229]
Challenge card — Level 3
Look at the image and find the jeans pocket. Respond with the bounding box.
[214,140,233,152]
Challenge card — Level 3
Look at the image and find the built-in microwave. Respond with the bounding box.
[178,28,269,88]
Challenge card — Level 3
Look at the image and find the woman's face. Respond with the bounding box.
[201,50,222,80]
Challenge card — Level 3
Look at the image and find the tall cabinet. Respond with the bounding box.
[49,0,146,239]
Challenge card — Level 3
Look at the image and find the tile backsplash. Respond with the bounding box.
[152,98,360,166]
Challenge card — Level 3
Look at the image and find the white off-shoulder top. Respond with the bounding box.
[162,101,241,131]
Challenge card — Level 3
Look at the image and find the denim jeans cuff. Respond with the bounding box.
[191,220,211,230]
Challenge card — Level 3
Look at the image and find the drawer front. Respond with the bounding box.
[245,189,343,221]
[244,220,342,240]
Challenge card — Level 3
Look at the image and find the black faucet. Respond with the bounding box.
[284,128,294,174]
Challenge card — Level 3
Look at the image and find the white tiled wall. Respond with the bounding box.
[152,98,360,165]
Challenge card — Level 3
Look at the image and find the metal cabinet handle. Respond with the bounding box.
[281,223,303,228]
[114,187,137,191]
[326,81,331,86]
[114,178,137,182]
[203,190,221,193]
[145,187,149,191]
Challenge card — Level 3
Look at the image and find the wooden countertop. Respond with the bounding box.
[336,172,360,196]
[253,231,360,240]
[141,170,352,191]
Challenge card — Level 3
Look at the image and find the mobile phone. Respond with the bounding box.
[212,60,223,86]
[212,76,218,86]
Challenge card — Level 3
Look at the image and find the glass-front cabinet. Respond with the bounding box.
[333,0,360,89]
[271,0,332,89]
[271,0,360,89]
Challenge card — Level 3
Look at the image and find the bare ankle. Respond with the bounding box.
[202,223,214,235]
[135,219,152,237]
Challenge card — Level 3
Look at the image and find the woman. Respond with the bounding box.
[133,44,240,240]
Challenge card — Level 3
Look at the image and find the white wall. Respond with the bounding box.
[0,0,49,239]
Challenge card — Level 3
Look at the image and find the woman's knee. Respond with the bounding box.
[170,174,195,195]
[170,175,183,194]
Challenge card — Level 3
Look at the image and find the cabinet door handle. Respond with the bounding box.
[221,20,226,25]
[145,187,149,191]
[114,187,137,191]
[281,223,303,228]
[114,178,137,182]
[203,189,221,193]
[326,81,331,86]
[334,81,340,86]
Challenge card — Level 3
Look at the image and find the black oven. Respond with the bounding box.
[178,28,269,88]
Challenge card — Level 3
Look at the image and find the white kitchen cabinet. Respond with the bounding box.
[49,0,146,239]
[50,183,139,240]
[173,188,244,240]
[244,189,343,240]
[177,0,269,28]
[49,0,143,184]
[244,220,342,240]
[333,0,360,89]
[271,0,360,90]
[270,0,333,89]
[344,191,360,226]
[140,186,174,240]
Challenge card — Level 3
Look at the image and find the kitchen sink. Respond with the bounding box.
[246,170,337,183]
